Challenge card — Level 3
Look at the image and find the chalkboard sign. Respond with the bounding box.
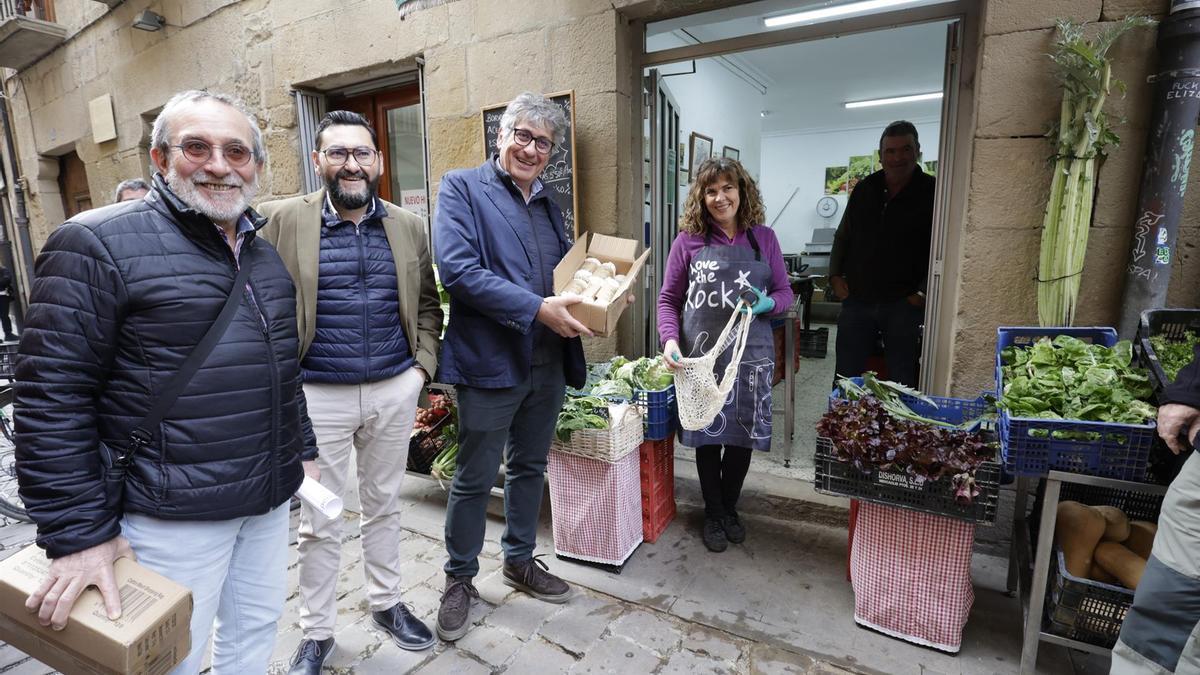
[481,90,578,240]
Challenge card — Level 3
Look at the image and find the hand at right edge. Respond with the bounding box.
[1158,403,1200,455]
[26,536,134,630]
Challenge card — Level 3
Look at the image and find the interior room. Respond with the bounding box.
[643,5,952,480]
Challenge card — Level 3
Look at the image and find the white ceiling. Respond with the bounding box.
[646,1,951,135]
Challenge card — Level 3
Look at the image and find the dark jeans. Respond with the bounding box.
[695,444,753,519]
[444,362,566,578]
[834,298,923,387]
[0,296,12,338]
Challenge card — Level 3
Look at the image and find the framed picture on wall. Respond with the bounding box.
[688,132,712,180]
[722,146,739,161]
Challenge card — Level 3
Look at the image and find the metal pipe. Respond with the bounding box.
[0,92,35,311]
[1117,0,1200,337]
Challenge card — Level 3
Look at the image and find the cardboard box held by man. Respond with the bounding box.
[0,545,191,674]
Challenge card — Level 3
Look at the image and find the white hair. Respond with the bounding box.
[149,90,266,164]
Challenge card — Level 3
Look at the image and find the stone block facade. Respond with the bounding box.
[0,0,1194,389]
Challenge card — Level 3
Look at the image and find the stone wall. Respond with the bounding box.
[949,0,1192,396]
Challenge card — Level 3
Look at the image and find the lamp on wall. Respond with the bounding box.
[131,9,166,32]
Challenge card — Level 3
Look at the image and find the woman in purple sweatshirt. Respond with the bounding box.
[658,157,794,553]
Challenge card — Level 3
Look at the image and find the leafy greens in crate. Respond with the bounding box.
[817,374,995,503]
[999,336,1156,432]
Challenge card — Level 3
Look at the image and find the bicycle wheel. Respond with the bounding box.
[0,413,30,522]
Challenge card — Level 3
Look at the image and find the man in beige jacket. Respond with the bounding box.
[258,110,442,673]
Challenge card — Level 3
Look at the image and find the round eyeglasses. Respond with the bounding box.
[511,128,554,155]
[170,139,255,167]
[320,146,379,167]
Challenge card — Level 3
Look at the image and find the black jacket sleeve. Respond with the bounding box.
[295,377,319,461]
[14,223,127,558]
[1163,341,1200,409]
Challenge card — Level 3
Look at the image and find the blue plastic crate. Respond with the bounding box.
[634,386,676,441]
[829,378,990,426]
[995,327,1156,481]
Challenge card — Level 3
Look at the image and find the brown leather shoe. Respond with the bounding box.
[503,555,571,603]
[436,575,479,642]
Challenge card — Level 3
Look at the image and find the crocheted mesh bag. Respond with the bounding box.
[674,305,754,431]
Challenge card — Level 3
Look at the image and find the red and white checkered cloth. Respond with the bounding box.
[850,502,975,653]
[548,448,643,565]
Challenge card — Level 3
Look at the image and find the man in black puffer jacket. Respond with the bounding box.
[14,90,317,674]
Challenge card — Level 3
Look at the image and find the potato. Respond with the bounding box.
[1094,505,1131,542]
[1056,501,1107,578]
[1095,542,1147,590]
[1124,521,1157,559]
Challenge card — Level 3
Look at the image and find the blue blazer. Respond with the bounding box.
[434,161,586,389]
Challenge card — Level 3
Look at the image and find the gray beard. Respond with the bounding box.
[324,169,380,211]
[165,167,257,224]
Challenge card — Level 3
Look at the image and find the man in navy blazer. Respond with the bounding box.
[433,91,587,641]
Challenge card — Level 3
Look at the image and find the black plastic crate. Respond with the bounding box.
[814,437,1001,524]
[1136,308,1200,402]
[1046,549,1134,649]
[0,342,16,380]
[407,408,453,474]
[798,327,828,359]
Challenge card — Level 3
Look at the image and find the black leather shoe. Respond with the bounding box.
[723,512,746,544]
[287,637,335,675]
[703,517,728,552]
[503,554,571,603]
[437,575,479,642]
[372,602,436,651]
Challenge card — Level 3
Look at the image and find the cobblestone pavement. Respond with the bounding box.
[0,506,848,675]
[262,514,853,675]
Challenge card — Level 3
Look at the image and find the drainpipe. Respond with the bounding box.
[0,92,33,310]
[1117,0,1200,337]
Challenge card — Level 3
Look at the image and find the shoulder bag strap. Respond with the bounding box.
[118,255,254,465]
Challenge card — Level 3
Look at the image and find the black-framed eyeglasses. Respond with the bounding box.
[319,146,379,166]
[170,139,255,167]
[511,128,554,155]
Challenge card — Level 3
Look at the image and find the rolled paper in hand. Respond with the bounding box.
[296,476,343,519]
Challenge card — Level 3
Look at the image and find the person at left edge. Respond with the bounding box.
[259,110,442,672]
[14,89,317,674]
[657,156,794,554]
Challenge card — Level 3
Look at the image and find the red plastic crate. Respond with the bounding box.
[639,438,676,543]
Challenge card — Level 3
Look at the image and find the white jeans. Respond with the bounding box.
[297,367,423,639]
[121,502,290,675]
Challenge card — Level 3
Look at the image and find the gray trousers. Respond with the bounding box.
[1112,451,1200,674]
[444,362,566,578]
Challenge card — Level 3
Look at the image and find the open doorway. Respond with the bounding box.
[641,1,967,480]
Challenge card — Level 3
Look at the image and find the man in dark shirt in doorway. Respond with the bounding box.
[828,120,935,387]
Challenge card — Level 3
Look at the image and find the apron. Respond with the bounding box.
[678,228,775,451]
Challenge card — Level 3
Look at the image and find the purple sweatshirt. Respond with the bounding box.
[657,225,795,346]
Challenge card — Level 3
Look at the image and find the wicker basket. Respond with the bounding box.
[551,404,644,463]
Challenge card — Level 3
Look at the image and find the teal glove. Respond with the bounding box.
[739,286,775,315]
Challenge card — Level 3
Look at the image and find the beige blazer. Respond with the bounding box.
[257,188,442,379]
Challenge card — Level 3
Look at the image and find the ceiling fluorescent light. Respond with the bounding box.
[764,0,929,28]
[845,91,943,109]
